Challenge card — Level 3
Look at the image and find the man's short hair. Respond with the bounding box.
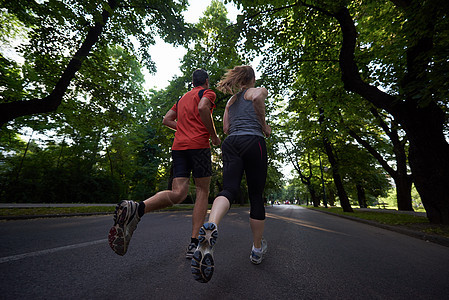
[192,69,209,87]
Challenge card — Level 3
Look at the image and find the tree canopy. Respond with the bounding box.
[230,0,449,223]
[1,0,449,224]
[0,0,192,126]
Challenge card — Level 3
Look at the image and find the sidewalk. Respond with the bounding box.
[356,207,426,217]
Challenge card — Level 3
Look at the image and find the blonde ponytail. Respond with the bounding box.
[217,66,256,95]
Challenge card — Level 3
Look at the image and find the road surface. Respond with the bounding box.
[1,205,448,299]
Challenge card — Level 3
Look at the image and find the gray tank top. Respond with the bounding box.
[228,89,264,137]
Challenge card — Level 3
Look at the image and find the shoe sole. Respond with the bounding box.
[186,247,195,259]
[108,201,130,256]
[250,255,263,264]
[191,223,217,283]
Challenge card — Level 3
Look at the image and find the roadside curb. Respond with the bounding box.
[309,208,449,248]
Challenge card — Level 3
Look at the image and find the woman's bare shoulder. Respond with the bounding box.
[245,87,268,100]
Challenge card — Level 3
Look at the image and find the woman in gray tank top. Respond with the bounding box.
[191,66,271,283]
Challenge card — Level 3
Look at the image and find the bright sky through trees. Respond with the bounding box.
[144,0,240,90]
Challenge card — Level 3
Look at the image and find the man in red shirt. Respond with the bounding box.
[108,69,221,257]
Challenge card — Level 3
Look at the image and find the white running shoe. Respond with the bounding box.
[191,222,218,283]
[250,237,267,264]
[108,200,141,256]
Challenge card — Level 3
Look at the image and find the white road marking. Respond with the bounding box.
[0,239,108,264]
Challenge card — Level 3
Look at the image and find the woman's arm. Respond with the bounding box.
[245,87,271,137]
[223,107,230,135]
[223,95,237,135]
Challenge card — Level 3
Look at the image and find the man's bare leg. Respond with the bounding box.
[143,177,189,213]
[191,177,211,239]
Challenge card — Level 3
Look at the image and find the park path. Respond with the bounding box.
[1,205,448,299]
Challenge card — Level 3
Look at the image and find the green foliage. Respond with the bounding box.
[6,0,443,210]
[0,0,263,204]
[0,0,196,203]
[0,139,124,203]
[0,0,192,122]
[280,178,309,204]
[228,0,443,209]
[337,142,390,202]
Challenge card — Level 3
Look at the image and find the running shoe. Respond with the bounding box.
[185,242,198,259]
[108,200,141,256]
[250,237,267,264]
[191,222,218,283]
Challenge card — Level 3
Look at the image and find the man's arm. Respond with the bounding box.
[162,109,177,130]
[198,97,221,145]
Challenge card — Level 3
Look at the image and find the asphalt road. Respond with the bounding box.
[1,205,449,299]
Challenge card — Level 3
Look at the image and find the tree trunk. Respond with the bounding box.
[398,106,449,223]
[334,6,449,223]
[394,171,413,211]
[288,152,320,207]
[327,188,336,206]
[308,186,320,207]
[319,107,352,212]
[356,184,367,208]
[105,146,114,177]
[323,138,353,212]
[345,112,414,211]
[371,109,414,211]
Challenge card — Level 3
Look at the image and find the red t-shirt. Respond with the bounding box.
[170,86,216,150]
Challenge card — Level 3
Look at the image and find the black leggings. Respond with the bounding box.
[217,135,268,220]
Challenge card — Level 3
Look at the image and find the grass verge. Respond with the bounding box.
[0,204,203,218]
[0,206,116,217]
[309,206,449,239]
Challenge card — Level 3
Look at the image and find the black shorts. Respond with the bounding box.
[172,148,212,178]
